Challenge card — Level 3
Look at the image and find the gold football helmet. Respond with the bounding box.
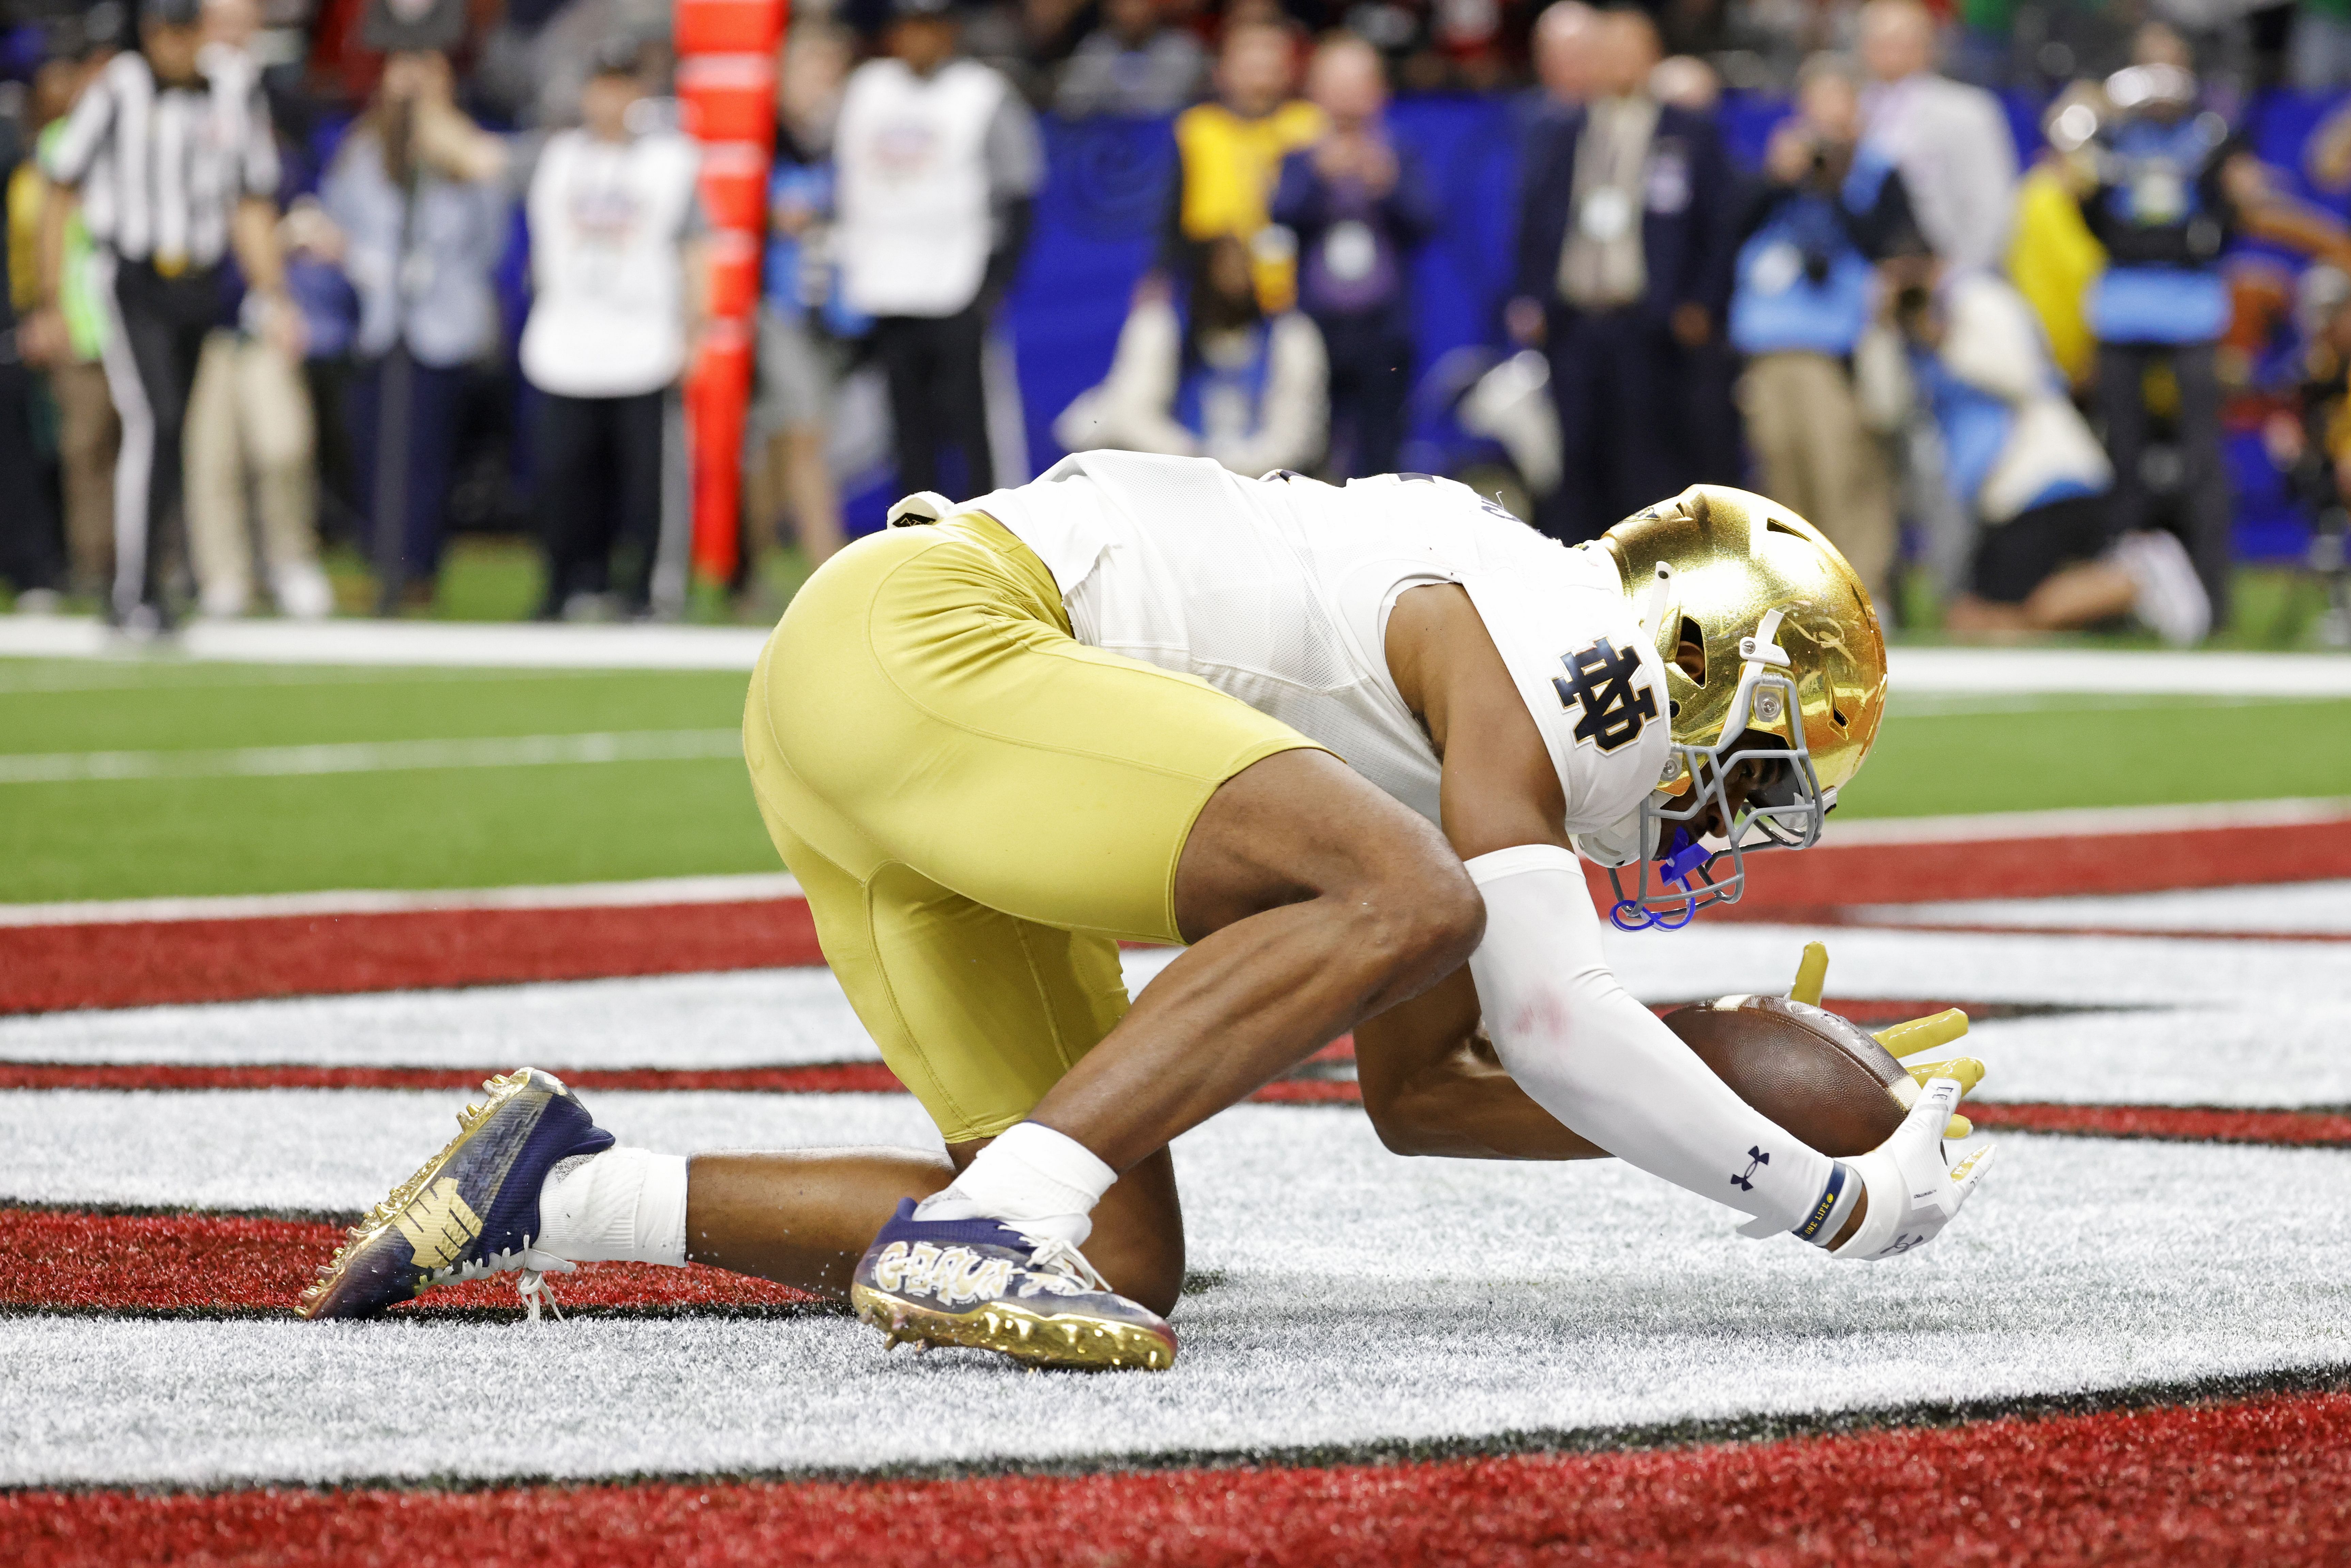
[1589,485,1888,928]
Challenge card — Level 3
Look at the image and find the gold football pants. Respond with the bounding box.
[743,513,1321,1143]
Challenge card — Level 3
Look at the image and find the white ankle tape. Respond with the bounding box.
[535,1148,689,1267]
[915,1122,1116,1243]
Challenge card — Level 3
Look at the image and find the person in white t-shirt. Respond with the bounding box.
[833,0,1042,498]
[520,39,705,620]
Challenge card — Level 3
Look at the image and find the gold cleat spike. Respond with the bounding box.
[1875,1008,1970,1060]
[850,1282,1178,1371]
[1788,941,1829,1006]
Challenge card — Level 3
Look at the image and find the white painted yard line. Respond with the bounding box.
[1885,646,2351,696]
[5,616,2349,692]
[0,729,744,785]
[0,662,627,694]
[1889,691,2338,716]
[0,873,804,927]
[1823,794,2351,844]
[0,616,771,670]
[1849,880,2351,935]
[0,952,1166,1072]
[0,1109,2343,1487]
[1600,920,2351,1012]
[4,934,2343,1110]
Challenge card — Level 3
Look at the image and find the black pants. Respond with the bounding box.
[2096,340,2232,625]
[104,257,223,621]
[1539,305,1696,544]
[873,306,993,498]
[535,387,665,616]
[1315,312,1412,479]
[1681,335,1745,487]
[1972,491,2117,604]
[0,359,62,594]
[306,356,365,544]
[348,356,467,586]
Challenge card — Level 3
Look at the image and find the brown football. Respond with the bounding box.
[1663,994,1911,1157]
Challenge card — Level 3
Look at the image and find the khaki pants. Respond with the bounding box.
[49,359,120,597]
[184,330,322,616]
[1737,351,1895,609]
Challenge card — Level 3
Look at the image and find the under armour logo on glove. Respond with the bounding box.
[1554,638,1657,752]
[1730,1147,1769,1192]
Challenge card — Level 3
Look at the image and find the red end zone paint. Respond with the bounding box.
[1710,813,2351,917]
[0,899,824,1015]
[1961,1100,2351,1146]
[0,1207,817,1315]
[5,817,2346,1014]
[7,1388,2348,1567]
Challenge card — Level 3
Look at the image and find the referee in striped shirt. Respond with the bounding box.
[30,0,297,631]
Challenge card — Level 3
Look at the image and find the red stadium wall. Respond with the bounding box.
[676,0,788,587]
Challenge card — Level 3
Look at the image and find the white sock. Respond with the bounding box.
[533,1148,689,1266]
[914,1122,1117,1245]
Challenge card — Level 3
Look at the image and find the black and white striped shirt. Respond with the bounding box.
[38,49,279,270]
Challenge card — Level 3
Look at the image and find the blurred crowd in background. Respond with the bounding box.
[5,0,2351,644]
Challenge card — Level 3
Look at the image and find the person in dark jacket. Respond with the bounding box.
[2076,59,2255,625]
[1271,34,1437,479]
[1505,8,1734,543]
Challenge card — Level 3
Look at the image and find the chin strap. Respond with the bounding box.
[1638,560,1675,639]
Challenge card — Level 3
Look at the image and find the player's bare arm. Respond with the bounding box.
[1355,580,1600,1160]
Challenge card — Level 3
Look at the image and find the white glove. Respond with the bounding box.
[1831,1076,1996,1260]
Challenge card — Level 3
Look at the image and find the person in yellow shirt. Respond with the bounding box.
[2004,85,2107,393]
[1168,18,1323,312]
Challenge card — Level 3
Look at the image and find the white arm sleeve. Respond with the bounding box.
[1464,845,1840,1233]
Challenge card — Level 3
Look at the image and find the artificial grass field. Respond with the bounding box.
[1,656,2346,904]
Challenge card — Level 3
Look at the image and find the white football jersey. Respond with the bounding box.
[970,451,1670,836]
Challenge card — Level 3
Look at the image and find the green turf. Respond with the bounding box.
[0,657,2342,902]
[0,662,752,754]
[0,762,774,903]
[1842,693,2351,819]
[0,661,775,902]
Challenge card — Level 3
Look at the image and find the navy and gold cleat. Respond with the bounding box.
[297,1068,613,1320]
[848,1199,1177,1371]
